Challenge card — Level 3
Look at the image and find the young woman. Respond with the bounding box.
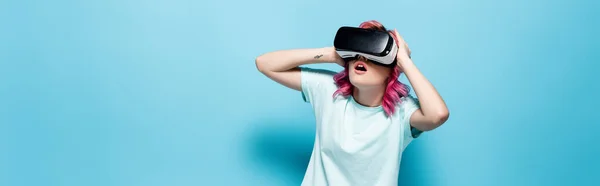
[255,20,449,186]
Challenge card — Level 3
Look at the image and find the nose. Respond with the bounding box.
[355,56,372,64]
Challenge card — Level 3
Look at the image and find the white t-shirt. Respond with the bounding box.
[299,67,421,186]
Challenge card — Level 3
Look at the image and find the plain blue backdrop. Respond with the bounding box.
[1,0,599,185]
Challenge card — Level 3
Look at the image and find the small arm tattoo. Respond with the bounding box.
[314,54,323,59]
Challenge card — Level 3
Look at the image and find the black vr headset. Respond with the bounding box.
[334,26,398,67]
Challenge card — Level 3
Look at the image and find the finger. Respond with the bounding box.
[395,30,405,42]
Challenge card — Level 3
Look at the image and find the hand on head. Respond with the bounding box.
[391,29,412,62]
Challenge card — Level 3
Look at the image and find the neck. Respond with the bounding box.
[352,85,386,107]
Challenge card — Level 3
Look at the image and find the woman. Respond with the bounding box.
[255,20,449,186]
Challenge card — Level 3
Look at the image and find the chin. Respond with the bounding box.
[349,76,380,89]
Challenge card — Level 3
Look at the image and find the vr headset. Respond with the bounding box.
[334,26,398,67]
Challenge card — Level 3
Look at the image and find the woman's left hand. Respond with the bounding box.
[392,29,412,66]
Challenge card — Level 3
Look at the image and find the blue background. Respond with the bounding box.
[1,0,599,185]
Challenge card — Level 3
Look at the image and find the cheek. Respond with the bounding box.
[348,61,357,68]
[370,68,391,81]
[372,73,388,83]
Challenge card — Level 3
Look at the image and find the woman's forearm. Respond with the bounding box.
[400,57,449,124]
[255,46,343,72]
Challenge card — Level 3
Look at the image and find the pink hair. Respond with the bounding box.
[332,20,411,117]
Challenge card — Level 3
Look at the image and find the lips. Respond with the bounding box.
[353,61,367,74]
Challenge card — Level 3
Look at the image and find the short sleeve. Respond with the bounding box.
[400,95,422,149]
[299,67,337,104]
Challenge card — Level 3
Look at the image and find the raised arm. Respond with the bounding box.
[392,29,450,131]
[255,46,344,91]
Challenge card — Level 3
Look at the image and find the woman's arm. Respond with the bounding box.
[401,58,450,131]
[255,46,344,91]
[392,29,450,131]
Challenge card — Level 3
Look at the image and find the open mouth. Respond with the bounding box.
[354,61,368,73]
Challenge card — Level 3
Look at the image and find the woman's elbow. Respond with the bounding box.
[255,55,266,73]
[431,110,450,126]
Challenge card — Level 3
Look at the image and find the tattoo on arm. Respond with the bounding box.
[314,54,323,59]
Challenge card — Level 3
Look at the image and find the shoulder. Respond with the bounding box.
[300,67,338,80]
[300,67,339,89]
[394,95,421,118]
[395,95,424,142]
[299,67,340,103]
[399,95,420,108]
